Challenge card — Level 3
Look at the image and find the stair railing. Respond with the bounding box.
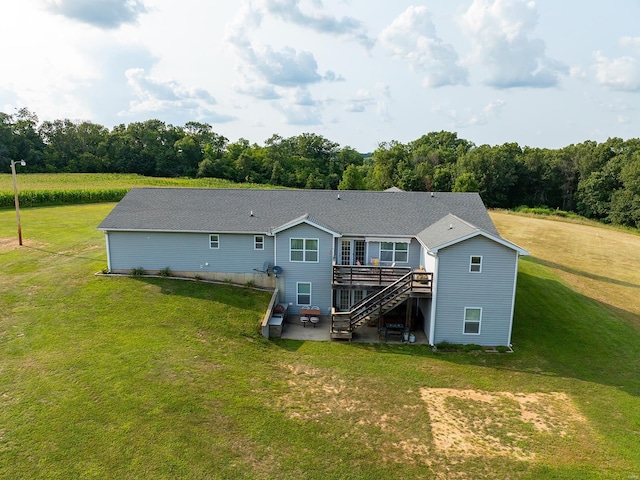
[347,271,413,328]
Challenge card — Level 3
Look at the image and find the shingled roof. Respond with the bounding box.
[98,187,501,239]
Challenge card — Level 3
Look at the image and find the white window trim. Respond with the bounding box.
[209,234,220,249]
[380,241,409,263]
[296,282,312,306]
[254,235,264,250]
[290,238,319,263]
[463,307,482,335]
[469,255,483,273]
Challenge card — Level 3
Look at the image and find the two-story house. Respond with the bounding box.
[98,188,528,346]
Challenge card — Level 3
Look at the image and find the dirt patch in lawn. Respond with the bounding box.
[0,237,23,251]
[420,388,589,461]
[0,237,47,252]
[278,363,596,470]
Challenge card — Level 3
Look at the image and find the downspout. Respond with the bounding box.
[273,232,277,269]
[506,250,520,347]
[105,231,112,272]
[427,249,439,346]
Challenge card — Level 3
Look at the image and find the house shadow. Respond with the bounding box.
[128,273,640,397]
[349,270,640,397]
[129,275,273,311]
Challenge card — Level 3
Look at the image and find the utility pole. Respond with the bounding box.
[10,159,26,246]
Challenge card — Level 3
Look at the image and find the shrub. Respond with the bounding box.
[462,344,483,352]
[158,267,173,277]
[131,267,146,276]
[513,205,581,220]
[434,341,456,352]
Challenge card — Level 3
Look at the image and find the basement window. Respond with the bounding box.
[297,282,312,305]
[464,307,482,335]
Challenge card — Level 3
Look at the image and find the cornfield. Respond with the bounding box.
[0,189,129,208]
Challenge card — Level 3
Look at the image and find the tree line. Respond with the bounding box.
[1,108,639,228]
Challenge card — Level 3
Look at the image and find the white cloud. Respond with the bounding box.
[380,6,468,88]
[375,83,393,122]
[620,36,640,50]
[344,85,393,122]
[46,0,148,29]
[344,89,375,113]
[259,0,374,49]
[121,68,234,123]
[253,45,323,87]
[433,99,506,128]
[593,37,640,92]
[461,0,567,88]
[233,79,282,100]
[275,87,323,125]
[225,3,327,95]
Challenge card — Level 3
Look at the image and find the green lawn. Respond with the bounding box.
[1,204,639,479]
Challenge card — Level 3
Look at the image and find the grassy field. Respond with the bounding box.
[1,203,639,479]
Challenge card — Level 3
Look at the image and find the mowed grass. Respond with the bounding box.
[1,205,639,479]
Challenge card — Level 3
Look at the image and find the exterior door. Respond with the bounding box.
[340,239,366,265]
[340,240,351,265]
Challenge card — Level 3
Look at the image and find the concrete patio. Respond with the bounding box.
[279,316,429,344]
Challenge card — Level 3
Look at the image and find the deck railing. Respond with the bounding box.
[332,265,412,287]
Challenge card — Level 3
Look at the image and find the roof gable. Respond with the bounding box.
[417,213,529,255]
[271,214,341,236]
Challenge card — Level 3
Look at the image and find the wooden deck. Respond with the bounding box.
[333,265,433,295]
[330,268,433,340]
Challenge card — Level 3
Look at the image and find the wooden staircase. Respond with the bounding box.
[331,271,431,340]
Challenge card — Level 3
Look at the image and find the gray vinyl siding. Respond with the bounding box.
[433,236,517,346]
[275,223,334,316]
[106,231,274,273]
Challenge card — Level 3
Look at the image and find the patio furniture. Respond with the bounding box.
[309,306,320,327]
[301,306,321,328]
[384,323,405,342]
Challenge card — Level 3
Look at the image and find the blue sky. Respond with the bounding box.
[1,0,639,152]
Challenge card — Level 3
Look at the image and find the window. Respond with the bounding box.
[380,242,409,263]
[336,290,367,311]
[337,290,350,311]
[297,282,311,305]
[354,240,366,265]
[254,235,264,250]
[464,307,482,334]
[209,234,219,249]
[469,256,482,273]
[290,238,319,262]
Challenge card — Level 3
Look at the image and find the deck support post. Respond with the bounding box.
[406,297,413,332]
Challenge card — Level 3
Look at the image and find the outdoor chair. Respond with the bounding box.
[309,306,320,327]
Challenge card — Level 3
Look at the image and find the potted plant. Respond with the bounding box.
[415,265,429,283]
